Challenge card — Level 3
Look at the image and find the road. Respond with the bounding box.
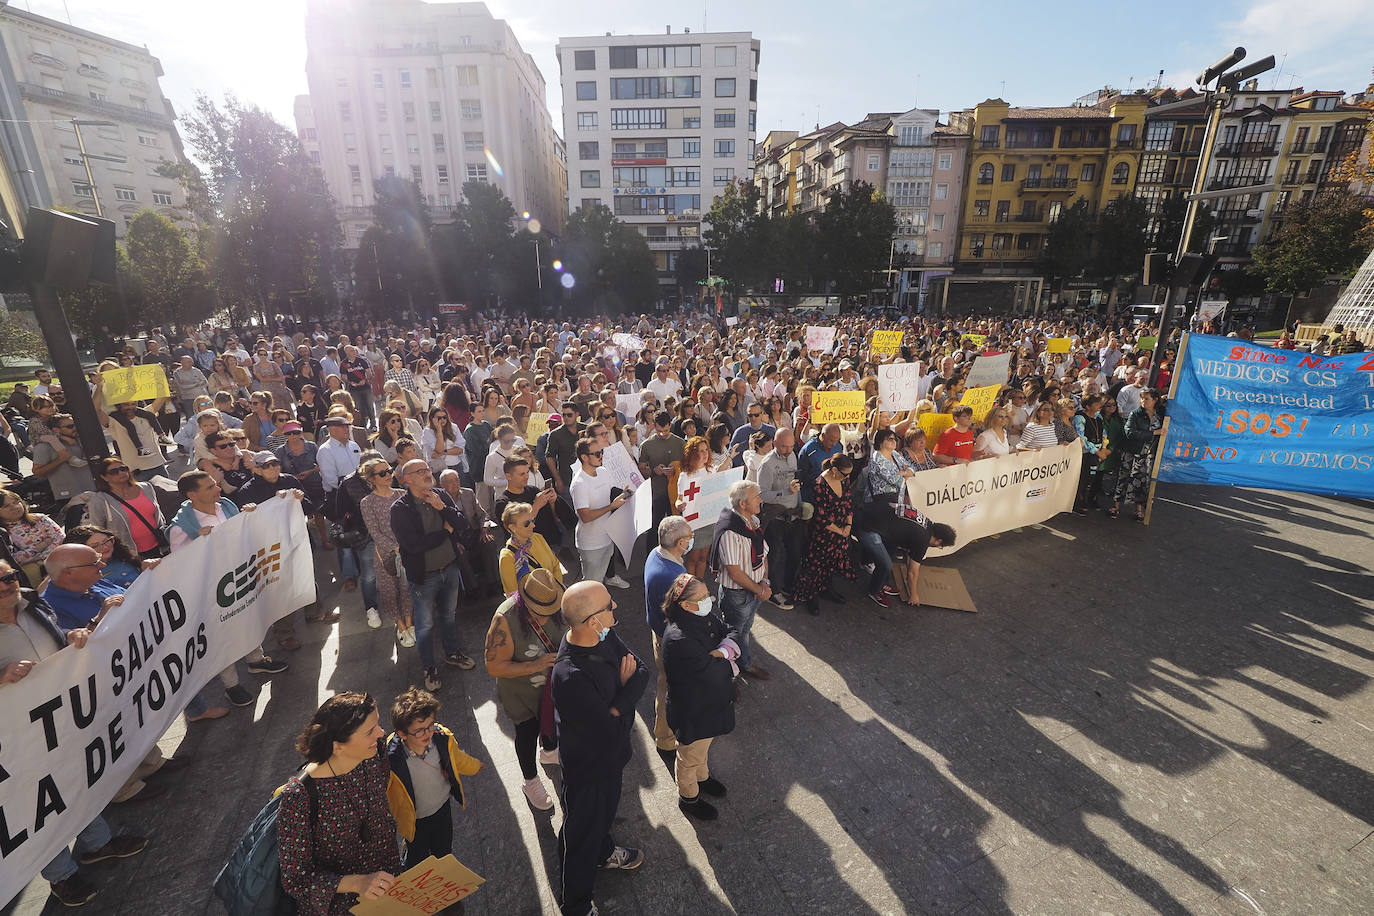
[6,483,1373,915]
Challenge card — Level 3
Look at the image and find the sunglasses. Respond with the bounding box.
[587,450,604,459]
[0,571,21,584]
[104,465,131,474]
[286,430,303,436]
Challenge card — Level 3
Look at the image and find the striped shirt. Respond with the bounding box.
[719,513,769,588]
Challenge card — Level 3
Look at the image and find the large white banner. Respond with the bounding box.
[0,499,315,902]
[905,443,1082,557]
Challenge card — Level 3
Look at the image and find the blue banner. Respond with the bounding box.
[1156,334,1374,498]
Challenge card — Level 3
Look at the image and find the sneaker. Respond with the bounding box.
[770,592,794,610]
[225,685,254,707]
[76,835,148,865]
[424,668,442,691]
[868,592,891,609]
[399,627,416,648]
[365,608,382,629]
[539,746,561,766]
[697,777,727,797]
[49,872,98,907]
[605,574,631,589]
[881,585,900,598]
[522,777,554,811]
[247,656,287,675]
[678,795,719,821]
[444,651,476,670]
[599,846,644,870]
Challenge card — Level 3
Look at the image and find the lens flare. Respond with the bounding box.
[561,273,576,289]
[527,218,542,234]
[483,147,505,178]
[552,259,564,271]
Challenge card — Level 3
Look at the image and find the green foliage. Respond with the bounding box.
[1043,198,1095,281]
[1093,194,1151,281]
[353,177,438,315]
[0,321,47,362]
[59,245,135,337]
[1250,190,1372,293]
[814,181,896,295]
[124,211,210,327]
[434,180,518,308]
[560,204,659,314]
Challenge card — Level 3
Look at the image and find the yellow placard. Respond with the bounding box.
[100,365,170,405]
[350,855,485,916]
[959,384,1001,424]
[524,411,549,442]
[1047,337,1071,353]
[917,412,955,442]
[811,390,867,424]
[961,333,986,347]
[871,330,903,358]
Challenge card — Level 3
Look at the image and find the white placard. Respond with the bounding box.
[805,326,836,352]
[964,352,1011,390]
[616,393,642,421]
[680,467,744,527]
[605,482,656,563]
[600,440,644,490]
[612,333,646,351]
[878,362,924,413]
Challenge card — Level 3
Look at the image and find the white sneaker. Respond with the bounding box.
[522,777,554,811]
[365,608,382,629]
[605,575,631,589]
[398,627,416,648]
[539,746,561,766]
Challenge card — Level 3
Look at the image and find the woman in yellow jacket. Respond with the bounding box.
[384,687,484,868]
[498,502,562,595]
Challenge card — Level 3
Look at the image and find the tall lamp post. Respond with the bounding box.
[71,119,119,216]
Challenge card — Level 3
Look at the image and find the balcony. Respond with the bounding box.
[1013,210,1043,222]
[978,138,999,149]
[887,165,933,178]
[1288,140,1329,155]
[976,176,993,185]
[1007,139,1056,149]
[1019,177,1077,192]
[1205,174,1269,191]
[1215,140,1278,157]
[645,237,689,250]
[1113,137,1142,149]
[1212,241,1253,258]
[1214,208,1262,224]
[18,82,174,130]
[1058,138,1107,149]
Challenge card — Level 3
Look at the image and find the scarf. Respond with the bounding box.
[709,508,766,575]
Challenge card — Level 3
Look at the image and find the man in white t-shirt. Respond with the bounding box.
[569,436,630,588]
[646,362,682,404]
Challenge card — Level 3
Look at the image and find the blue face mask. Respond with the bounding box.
[597,625,610,642]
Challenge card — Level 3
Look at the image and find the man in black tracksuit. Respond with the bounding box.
[551,580,650,916]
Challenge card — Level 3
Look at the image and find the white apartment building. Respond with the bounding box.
[555,28,759,300]
[0,5,189,236]
[302,0,567,254]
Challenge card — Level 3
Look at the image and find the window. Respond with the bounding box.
[899,125,926,145]
[611,76,701,99]
[403,101,416,121]
[411,165,422,182]
[384,166,395,178]
[437,165,449,184]
[1117,124,1137,143]
[581,198,600,210]
[979,126,999,147]
[130,95,148,110]
[714,78,736,97]
[934,183,949,200]
[611,108,667,130]
[991,233,1010,250]
[750,80,757,102]
[969,232,985,253]
[463,132,484,152]
[1080,163,1096,182]
[406,133,420,153]
[400,69,412,89]
[932,213,945,231]
[350,164,362,183]
[73,180,94,198]
[439,193,451,208]
[714,46,737,67]
[938,152,952,170]
[576,81,597,100]
[376,102,387,121]
[578,111,598,130]
[430,102,441,122]
[1112,162,1129,185]
[373,72,384,89]
[994,200,1010,222]
[466,164,488,182]
[344,133,357,152]
[713,168,735,185]
[152,191,174,206]
[714,139,735,158]
[380,134,393,153]
[137,131,159,148]
[433,133,445,153]
[749,110,756,132]
[427,68,439,88]
[574,50,596,70]
[457,66,479,87]
[977,163,993,184]
[714,109,735,128]
[461,99,481,120]
[113,186,136,202]
[683,139,700,158]
[973,199,990,217]
[352,193,364,206]
[302,127,318,141]
[683,109,701,129]
[578,141,599,160]
[929,242,942,258]
[581,170,601,188]
[867,153,881,171]
[310,150,321,164]
[1001,163,1015,182]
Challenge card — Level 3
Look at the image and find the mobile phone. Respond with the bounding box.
[543,479,554,490]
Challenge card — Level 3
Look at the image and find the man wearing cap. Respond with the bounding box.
[552,580,649,916]
[317,416,363,495]
[484,567,567,812]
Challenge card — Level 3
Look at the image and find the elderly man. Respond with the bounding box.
[552,580,649,916]
[438,468,502,597]
[339,344,375,427]
[707,481,771,681]
[644,516,693,753]
[796,422,842,507]
[646,361,682,405]
[1116,367,1146,418]
[756,429,803,610]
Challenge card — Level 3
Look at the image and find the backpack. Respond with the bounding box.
[213,773,316,916]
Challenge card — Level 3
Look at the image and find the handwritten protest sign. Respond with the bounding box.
[878,362,922,413]
[871,330,903,358]
[811,390,866,424]
[600,441,644,490]
[964,352,1011,389]
[959,384,1001,424]
[524,412,549,443]
[1047,337,1071,354]
[1137,335,1157,352]
[917,412,956,442]
[350,855,485,915]
[961,333,986,347]
[806,326,836,352]
[616,393,642,420]
[726,316,739,327]
[915,566,978,613]
[100,365,170,405]
[679,467,744,526]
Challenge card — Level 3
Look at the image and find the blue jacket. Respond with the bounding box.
[169,497,239,542]
[797,436,841,504]
[643,547,686,637]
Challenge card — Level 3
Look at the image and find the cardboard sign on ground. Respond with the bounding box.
[350,855,485,915]
[916,565,977,613]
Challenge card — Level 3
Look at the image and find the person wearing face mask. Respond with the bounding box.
[551,580,650,916]
[660,573,740,822]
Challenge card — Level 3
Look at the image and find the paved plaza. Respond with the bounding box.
[6,484,1373,916]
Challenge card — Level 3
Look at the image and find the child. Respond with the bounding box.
[385,688,484,867]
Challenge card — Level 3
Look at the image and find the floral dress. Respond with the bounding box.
[277,747,402,916]
[360,490,412,624]
[793,475,856,601]
[5,514,64,566]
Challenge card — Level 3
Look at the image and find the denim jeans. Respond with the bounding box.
[41,814,111,883]
[718,586,760,671]
[856,528,892,597]
[408,562,462,668]
[338,541,379,610]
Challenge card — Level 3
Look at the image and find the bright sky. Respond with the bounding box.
[19,0,1374,143]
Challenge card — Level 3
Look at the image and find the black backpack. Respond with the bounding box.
[213,772,316,916]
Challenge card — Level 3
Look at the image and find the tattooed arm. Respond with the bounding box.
[482,613,556,678]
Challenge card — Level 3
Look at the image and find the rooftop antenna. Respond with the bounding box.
[1126,76,1134,92]
[1156,69,1164,90]
[1000,80,1006,98]
[702,0,707,32]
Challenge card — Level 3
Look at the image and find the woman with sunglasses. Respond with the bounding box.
[422,408,466,481]
[1018,401,1060,450]
[83,456,168,560]
[359,457,415,642]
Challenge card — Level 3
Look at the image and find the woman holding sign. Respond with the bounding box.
[672,436,727,579]
[1109,388,1164,522]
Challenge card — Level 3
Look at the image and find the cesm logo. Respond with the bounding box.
[216,542,283,607]
[1025,486,1048,502]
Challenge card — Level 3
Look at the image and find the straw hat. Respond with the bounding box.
[519,568,564,617]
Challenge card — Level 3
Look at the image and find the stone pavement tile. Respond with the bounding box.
[840,813,978,915]
[932,665,1093,743]
[956,843,1140,916]
[1003,654,1137,732]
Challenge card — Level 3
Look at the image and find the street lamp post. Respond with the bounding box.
[71,119,118,217]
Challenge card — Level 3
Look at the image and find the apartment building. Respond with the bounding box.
[0,4,189,236]
[555,27,759,300]
[1137,88,1208,247]
[302,0,566,255]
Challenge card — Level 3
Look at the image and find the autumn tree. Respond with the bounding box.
[123,211,210,327]
[1250,190,1372,292]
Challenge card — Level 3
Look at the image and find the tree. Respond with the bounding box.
[1093,194,1151,303]
[123,211,210,328]
[675,246,708,300]
[813,181,896,296]
[1250,190,1372,292]
[702,181,769,293]
[58,245,136,338]
[436,181,517,307]
[560,204,658,314]
[1042,198,1094,283]
[1153,195,1217,256]
[353,177,438,315]
[174,93,341,323]
[0,319,47,362]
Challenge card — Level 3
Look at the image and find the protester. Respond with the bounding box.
[792,455,856,615]
[644,516,693,754]
[1110,388,1165,522]
[569,437,630,587]
[708,480,772,681]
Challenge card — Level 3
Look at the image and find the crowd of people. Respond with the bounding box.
[0,306,1168,914]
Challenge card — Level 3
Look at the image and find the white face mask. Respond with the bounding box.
[691,596,713,617]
